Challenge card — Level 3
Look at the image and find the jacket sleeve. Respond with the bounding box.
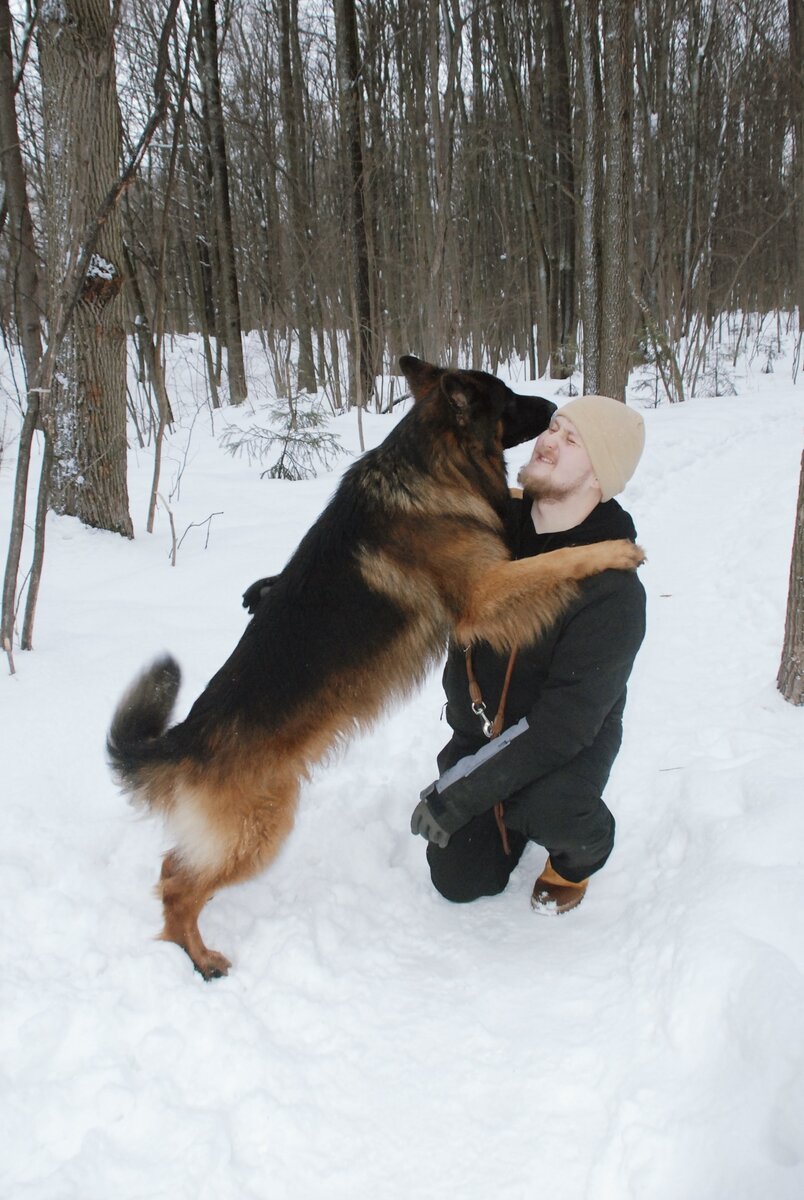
[425,574,646,832]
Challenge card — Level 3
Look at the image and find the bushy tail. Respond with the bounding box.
[107,656,182,791]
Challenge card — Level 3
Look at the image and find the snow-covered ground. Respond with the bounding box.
[1,335,803,1199]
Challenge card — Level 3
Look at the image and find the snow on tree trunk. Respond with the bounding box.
[39,0,133,537]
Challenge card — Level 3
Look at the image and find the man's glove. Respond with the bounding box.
[410,795,452,848]
[411,725,529,847]
[410,780,471,848]
[242,575,277,614]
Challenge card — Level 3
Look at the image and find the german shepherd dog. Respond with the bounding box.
[108,356,644,978]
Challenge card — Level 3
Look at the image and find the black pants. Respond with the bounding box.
[426,808,529,902]
[426,738,616,903]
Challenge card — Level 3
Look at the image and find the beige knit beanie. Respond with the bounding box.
[557,394,645,502]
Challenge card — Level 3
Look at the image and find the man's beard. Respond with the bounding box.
[517,461,573,502]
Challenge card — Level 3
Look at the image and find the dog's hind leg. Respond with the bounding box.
[158,859,233,980]
[156,769,302,979]
[160,849,181,880]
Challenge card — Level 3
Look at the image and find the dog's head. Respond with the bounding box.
[399,355,555,450]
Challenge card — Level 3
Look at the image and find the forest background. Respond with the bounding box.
[0,0,803,670]
[3,9,804,1191]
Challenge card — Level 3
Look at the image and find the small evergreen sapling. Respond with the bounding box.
[220,394,343,481]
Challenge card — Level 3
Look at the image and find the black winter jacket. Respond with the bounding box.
[426,497,646,839]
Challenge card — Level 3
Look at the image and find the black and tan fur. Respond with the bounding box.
[107,356,644,978]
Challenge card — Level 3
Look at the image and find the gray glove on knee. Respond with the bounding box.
[410,796,452,847]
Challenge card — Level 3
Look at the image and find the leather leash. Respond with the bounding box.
[464,645,518,856]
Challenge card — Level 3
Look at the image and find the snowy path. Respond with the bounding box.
[1,353,803,1199]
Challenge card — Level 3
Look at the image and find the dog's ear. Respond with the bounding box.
[441,373,474,427]
[399,355,441,401]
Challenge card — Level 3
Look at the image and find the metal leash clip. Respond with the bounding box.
[471,699,494,739]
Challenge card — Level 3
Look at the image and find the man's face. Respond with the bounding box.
[517,414,599,501]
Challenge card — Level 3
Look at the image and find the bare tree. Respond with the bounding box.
[197,0,248,403]
[334,0,376,411]
[490,0,551,375]
[544,0,577,378]
[791,0,804,334]
[576,0,604,393]
[276,0,317,393]
[0,0,41,386]
[38,0,133,535]
[599,0,635,401]
[0,0,43,657]
[778,0,804,704]
[2,0,177,653]
[778,452,804,704]
[5,0,797,426]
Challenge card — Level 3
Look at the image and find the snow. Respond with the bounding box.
[86,254,116,281]
[1,335,803,1199]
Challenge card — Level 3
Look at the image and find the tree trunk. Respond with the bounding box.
[276,0,317,393]
[0,0,44,649]
[790,0,804,333]
[39,0,133,536]
[334,0,375,408]
[545,0,576,379]
[576,0,604,394]
[179,136,221,407]
[634,0,673,328]
[198,0,248,404]
[599,0,634,402]
[680,1,717,337]
[490,0,551,376]
[0,0,41,384]
[778,450,804,704]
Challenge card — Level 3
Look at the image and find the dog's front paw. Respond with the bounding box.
[608,540,646,571]
[575,539,646,576]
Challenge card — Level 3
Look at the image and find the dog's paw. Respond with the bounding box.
[194,949,232,981]
[564,539,645,578]
[607,540,646,571]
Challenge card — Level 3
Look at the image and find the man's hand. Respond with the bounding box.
[410,787,452,848]
[242,575,277,614]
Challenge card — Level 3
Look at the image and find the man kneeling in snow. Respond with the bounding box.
[411,396,646,914]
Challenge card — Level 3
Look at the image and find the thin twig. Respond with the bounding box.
[157,493,178,566]
[177,512,224,554]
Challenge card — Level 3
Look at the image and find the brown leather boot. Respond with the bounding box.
[531,858,588,915]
